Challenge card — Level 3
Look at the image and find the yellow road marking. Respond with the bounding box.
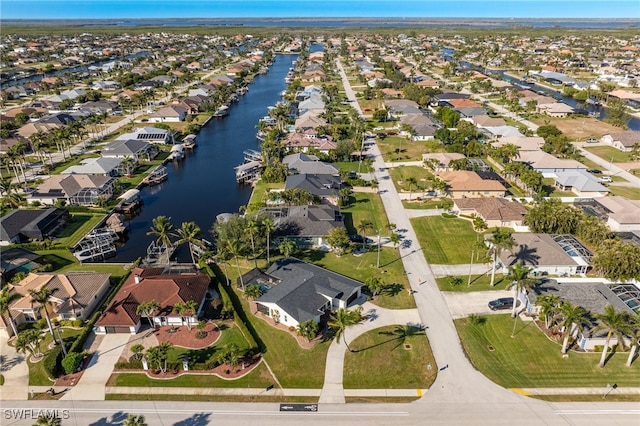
[510,388,531,396]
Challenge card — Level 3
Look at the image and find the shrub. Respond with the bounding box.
[61,352,83,375]
[115,360,143,370]
[34,318,48,330]
[43,345,64,379]
[72,319,84,327]
[195,330,208,339]
[468,314,486,326]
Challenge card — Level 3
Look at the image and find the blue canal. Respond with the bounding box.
[112,53,298,262]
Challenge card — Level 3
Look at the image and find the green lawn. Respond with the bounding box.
[53,213,105,248]
[245,179,285,213]
[109,362,274,388]
[167,323,249,364]
[343,325,437,389]
[37,250,131,281]
[455,315,638,388]
[377,136,428,162]
[402,198,453,210]
[28,328,83,386]
[584,146,634,163]
[608,185,640,200]
[342,192,390,236]
[411,215,482,264]
[436,274,510,292]
[388,166,436,194]
[297,249,415,310]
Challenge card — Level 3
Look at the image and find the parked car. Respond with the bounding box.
[599,176,612,183]
[488,297,515,311]
[349,234,374,244]
[587,169,602,174]
[586,138,598,143]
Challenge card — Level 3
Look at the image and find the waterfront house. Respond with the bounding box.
[149,105,188,123]
[116,126,173,145]
[285,174,342,204]
[261,204,345,248]
[283,130,337,155]
[251,257,362,328]
[283,153,339,175]
[0,208,69,245]
[601,131,640,152]
[536,102,575,118]
[1,272,111,338]
[29,174,115,206]
[95,265,209,334]
[101,139,158,162]
[61,157,124,177]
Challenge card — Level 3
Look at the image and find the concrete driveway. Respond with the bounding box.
[0,336,29,400]
[441,290,516,319]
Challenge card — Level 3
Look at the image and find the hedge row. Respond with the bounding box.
[43,345,64,379]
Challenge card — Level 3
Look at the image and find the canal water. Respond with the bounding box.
[112,53,297,262]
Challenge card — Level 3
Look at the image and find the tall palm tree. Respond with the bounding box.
[356,219,374,250]
[405,176,417,201]
[174,300,198,330]
[244,219,259,269]
[147,216,175,262]
[175,221,205,265]
[594,305,634,368]
[278,238,297,258]
[262,217,275,265]
[626,314,640,367]
[0,288,21,338]
[555,300,591,354]
[136,300,159,328]
[506,262,537,338]
[535,294,561,329]
[28,288,55,338]
[226,239,245,290]
[328,307,364,352]
[487,228,516,287]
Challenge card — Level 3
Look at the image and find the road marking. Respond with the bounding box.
[556,410,640,415]
[416,389,422,397]
[510,388,531,396]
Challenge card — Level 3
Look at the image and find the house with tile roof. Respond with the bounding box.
[437,170,506,199]
[0,272,111,338]
[592,196,640,232]
[285,174,342,204]
[601,131,640,152]
[95,265,210,334]
[452,198,528,230]
[251,258,362,328]
[28,174,115,206]
[260,205,345,248]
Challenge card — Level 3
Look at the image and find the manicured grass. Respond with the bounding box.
[402,198,453,210]
[167,324,249,364]
[455,315,638,388]
[29,358,55,386]
[377,136,428,162]
[342,192,390,236]
[53,213,105,248]
[296,249,415,310]
[37,250,131,281]
[411,215,482,264]
[237,293,331,388]
[436,274,510,292]
[343,325,436,389]
[335,161,373,174]
[388,166,435,195]
[107,394,317,403]
[28,328,83,386]
[584,146,634,163]
[245,179,285,213]
[109,362,274,388]
[608,185,640,200]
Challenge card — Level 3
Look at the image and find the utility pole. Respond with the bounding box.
[467,249,474,287]
[376,230,382,269]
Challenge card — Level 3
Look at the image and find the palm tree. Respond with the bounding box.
[120,155,136,177]
[356,219,374,250]
[328,307,364,352]
[594,305,634,368]
[365,276,385,298]
[174,300,198,330]
[28,288,55,338]
[626,314,640,367]
[506,262,536,319]
[262,217,275,265]
[146,215,175,256]
[123,414,147,426]
[244,284,264,300]
[297,319,319,342]
[278,238,297,258]
[555,300,591,354]
[226,239,245,290]
[405,176,417,201]
[244,219,259,269]
[535,294,561,329]
[487,228,516,287]
[33,414,62,426]
[15,329,44,358]
[136,300,159,328]
[175,221,205,265]
[0,288,21,338]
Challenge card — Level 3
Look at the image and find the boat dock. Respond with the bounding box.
[145,240,175,265]
[143,165,168,186]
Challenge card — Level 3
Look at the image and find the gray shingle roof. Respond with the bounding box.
[256,258,362,323]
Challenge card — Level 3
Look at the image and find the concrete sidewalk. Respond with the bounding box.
[0,336,29,400]
[61,334,131,401]
[430,263,493,278]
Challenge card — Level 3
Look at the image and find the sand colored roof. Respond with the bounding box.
[453,198,527,222]
[492,136,544,152]
[437,170,506,192]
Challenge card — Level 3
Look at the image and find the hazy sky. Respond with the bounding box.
[2,0,638,20]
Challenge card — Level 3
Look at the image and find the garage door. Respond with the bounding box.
[104,326,130,334]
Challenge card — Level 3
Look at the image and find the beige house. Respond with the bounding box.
[536,102,575,118]
[453,198,528,230]
[593,196,640,231]
[437,170,506,198]
[422,152,466,171]
[601,131,640,152]
[1,272,111,338]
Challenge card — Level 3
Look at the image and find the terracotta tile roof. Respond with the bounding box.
[438,171,506,192]
[454,198,527,222]
[96,266,209,327]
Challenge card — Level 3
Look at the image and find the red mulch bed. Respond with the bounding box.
[54,355,92,387]
[153,322,220,349]
[144,354,262,380]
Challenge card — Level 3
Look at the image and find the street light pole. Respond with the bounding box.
[467,249,474,287]
[376,230,382,269]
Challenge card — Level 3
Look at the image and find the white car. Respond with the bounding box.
[599,176,612,183]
